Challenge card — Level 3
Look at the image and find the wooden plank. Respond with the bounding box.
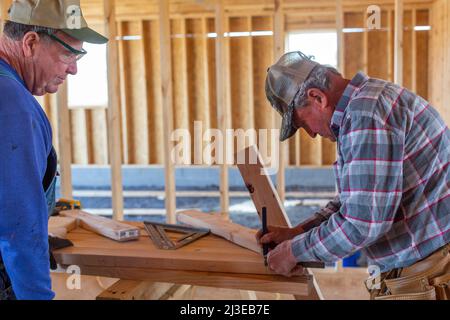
[96,280,176,300]
[411,9,417,93]
[73,265,312,296]
[171,18,189,134]
[415,9,428,99]
[70,109,89,164]
[215,0,231,217]
[159,0,177,223]
[117,22,129,164]
[230,16,255,152]
[54,221,284,275]
[122,21,149,164]
[48,216,77,238]
[89,109,108,164]
[237,145,291,227]
[104,0,124,221]
[336,0,345,76]
[252,16,274,167]
[142,20,164,165]
[402,10,413,90]
[60,210,139,242]
[273,0,286,202]
[394,0,403,85]
[177,210,261,253]
[0,0,11,37]
[387,10,393,82]
[56,81,73,198]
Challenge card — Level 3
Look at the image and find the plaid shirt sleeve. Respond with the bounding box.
[291,108,405,262]
[301,196,341,232]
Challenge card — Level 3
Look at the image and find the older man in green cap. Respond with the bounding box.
[258,51,450,300]
[0,0,107,300]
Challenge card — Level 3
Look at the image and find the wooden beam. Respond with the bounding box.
[336,0,345,76]
[273,0,286,203]
[362,8,369,74]
[177,210,260,253]
[159,0,176,224]
[96,281,177,300]
[60,210,139,242]
[237,145,291,227]
[104,0,124,221]
[387,10,393,82]
[394,0,404,85]
[215,0,230,218]
[117,22,129,164]
[411,8,417,92]
[56,81,73,199]
[0,0,11,37]
[73,265,313,297]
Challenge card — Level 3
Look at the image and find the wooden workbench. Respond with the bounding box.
[52,221,321,299]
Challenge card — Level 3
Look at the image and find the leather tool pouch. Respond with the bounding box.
[373,244,450,300]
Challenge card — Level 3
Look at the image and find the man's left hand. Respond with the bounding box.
[267,240,304,277]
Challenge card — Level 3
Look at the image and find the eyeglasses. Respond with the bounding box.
[39,31,87,64]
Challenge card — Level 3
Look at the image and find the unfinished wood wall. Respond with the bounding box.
[32,1,430,167]
[429,0,450,125]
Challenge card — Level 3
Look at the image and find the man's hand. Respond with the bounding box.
[256,225,304,246]
[266,240,304,277]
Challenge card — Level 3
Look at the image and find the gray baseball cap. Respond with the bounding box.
[8,0,108,44]
[265,51,319,141]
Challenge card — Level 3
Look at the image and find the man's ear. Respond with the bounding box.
[22,32,41,58]
[307,88,328,109]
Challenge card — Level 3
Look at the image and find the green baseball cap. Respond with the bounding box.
[8,0,108,44]
[265,51,319,141]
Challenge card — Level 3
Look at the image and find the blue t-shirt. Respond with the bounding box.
[0,58,55,299]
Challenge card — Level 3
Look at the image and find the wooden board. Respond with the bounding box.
[59,210,139,242]
[54,222,293,276]
[177,210,261,253]
[236,145,291,227]
[53,220,316,297]
[48,216,78,238]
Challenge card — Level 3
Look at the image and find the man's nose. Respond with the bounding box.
[67,61,78,75]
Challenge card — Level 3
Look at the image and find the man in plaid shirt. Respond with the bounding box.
[258,51,450,300]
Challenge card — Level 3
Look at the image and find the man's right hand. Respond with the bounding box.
[256,224,305,247]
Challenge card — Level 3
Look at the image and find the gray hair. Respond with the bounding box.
[3,20,56,42]
[293,65,341,109]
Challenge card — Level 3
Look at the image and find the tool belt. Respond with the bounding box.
[367,243,450,300]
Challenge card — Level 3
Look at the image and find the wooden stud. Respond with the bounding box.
[362,9,369,74]
[70,108,89,164]
[117,22,129,164]
[336,0,345,77]
[215,0,230,217]
[237,145,291,227]
[96,280,176,300]
[56,81,73,198]
[143,20,164,165]
[394,0,404,86]
[273,0,286,203]
[171,18,189,134]
[159,0,177,224]
[387,10,393,82]
[104,0,124,221]
[0,0,11,37]
[411,9,417,93]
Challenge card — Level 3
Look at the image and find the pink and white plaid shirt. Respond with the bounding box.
[291,72,450,272]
